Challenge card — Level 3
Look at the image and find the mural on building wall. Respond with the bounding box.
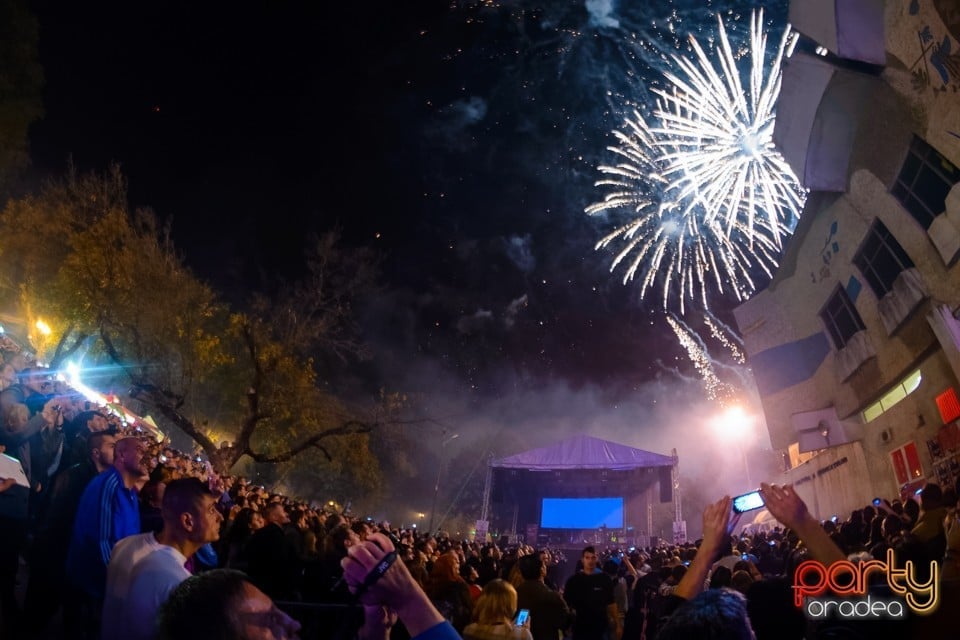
[908,0,960,94]
[810,220,840,284]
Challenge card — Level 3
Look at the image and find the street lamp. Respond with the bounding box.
[428,431,459,533]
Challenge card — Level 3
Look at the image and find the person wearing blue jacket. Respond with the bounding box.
[65,436,150,637]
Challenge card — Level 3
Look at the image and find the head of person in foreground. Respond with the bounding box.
[157,568,301,640]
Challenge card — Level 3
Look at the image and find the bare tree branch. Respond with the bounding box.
[98,326,145,389]
[128,382,217,453]
[246,419,374,464]
[234,320,265,453]
[50,324,89,368]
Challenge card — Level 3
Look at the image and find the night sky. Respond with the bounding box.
[28,0,789,415]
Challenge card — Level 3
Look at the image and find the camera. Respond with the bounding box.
[872,497,882,507]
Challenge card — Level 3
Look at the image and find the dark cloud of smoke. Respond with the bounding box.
[456,309,494,334]
[502,234,536,273]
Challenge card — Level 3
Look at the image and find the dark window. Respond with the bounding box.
[853,220,915,297]
[820,286,866,349]
[891,136,960,229]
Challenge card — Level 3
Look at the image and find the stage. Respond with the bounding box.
[482,435,679,547]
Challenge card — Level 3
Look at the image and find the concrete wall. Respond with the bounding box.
[785,441,873,520]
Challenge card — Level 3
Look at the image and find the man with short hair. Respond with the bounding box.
[65,436,149,631]
[563,546,621,640]
[102,477,223,640]
[61,410,111,469]
[157,568,301,640]
[657,588,754,640]
[516,554,571,640]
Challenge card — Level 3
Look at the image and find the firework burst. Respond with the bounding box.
[587,10,805,313]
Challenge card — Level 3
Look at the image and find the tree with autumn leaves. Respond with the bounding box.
[0,165,398,498]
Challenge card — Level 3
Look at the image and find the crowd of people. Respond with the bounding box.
[2,341,960,639]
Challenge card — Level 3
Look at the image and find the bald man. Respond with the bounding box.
[65,437,150,633]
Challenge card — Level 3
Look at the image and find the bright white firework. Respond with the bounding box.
[654,10,804,240]
[587,10,805,312]
[586,113,786,313]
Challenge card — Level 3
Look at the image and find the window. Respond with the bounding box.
[936,387,960,424]
[891,136,960,229]
[820,286,866,349]
[861,369,922,423]
[853,220,914,297]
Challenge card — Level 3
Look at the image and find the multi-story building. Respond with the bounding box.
[733,0,960,519]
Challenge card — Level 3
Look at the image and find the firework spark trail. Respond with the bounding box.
[587,9,805,313]
[704,311,745,364]
[666,314,738,404]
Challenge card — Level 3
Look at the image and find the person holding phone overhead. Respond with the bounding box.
[463,579,533,640]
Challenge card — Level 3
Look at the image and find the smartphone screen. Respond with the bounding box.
[515,609,530,626]
[732,490,764,513]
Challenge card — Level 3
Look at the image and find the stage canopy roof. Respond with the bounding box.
[492,435,675,471]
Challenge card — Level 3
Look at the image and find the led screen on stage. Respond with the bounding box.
[540,497,624,528]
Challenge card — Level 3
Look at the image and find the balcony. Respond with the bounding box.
[835,329,876,381]
[877,268,927,334]
[927,183,960,266]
